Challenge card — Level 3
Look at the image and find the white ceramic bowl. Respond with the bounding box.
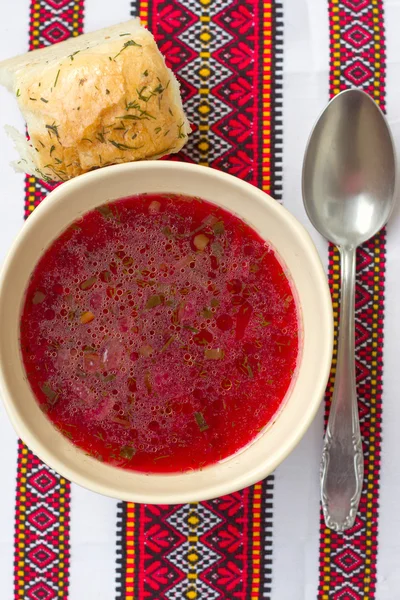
[0,162,333,503]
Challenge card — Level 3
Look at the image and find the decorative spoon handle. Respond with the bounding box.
[320,245,364,532]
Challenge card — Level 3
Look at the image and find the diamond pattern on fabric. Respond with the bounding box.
[318,4,386,598]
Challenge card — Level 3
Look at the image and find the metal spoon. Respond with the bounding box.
[302,89,396,532]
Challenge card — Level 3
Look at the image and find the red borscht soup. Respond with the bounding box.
[20,194,299,473]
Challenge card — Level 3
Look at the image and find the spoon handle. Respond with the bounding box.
[320,245,363,532]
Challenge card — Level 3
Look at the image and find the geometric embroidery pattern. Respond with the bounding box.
[116,0,283,597]
[116,480,274,599]
[318,1,386,598]
[138,0,283,199]
[15,1,84,598]
[14,441,71,600]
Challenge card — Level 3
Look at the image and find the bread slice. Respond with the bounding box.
[0,19,190,181]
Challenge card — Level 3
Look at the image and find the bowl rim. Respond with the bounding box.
[0,161,333,503]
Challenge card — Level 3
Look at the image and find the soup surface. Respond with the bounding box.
[20,194,299,473]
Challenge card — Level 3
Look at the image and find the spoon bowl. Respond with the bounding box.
[303,89,396,248]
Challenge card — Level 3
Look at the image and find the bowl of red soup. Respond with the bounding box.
[0,162,333,503]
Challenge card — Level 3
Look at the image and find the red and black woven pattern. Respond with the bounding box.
[318,1,386,598]
[116,0,284,598]
[14,2,84,598]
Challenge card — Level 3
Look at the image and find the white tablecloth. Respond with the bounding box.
[1,1,400,598]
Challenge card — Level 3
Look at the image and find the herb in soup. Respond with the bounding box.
[20,193,299,473]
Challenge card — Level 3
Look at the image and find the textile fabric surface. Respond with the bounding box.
[1,1,400,599]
